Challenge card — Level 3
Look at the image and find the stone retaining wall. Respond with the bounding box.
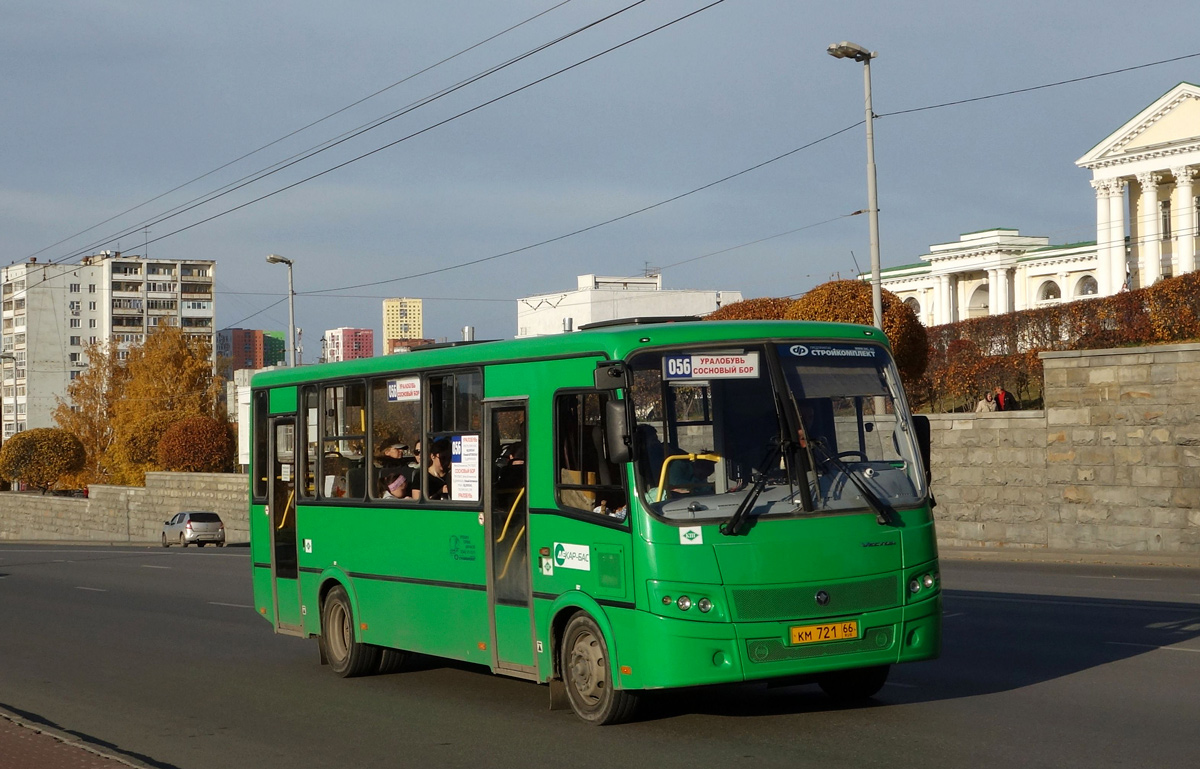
[0,472,249,543]
[929,342,1200,559]
[2,342,1198,559]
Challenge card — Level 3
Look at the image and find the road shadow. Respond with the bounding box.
[630,588,1200,721]
[0,702,184,769]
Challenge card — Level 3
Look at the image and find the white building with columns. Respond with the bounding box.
[880,82,1200,325]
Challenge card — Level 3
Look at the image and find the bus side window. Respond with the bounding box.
[555,391,627,518]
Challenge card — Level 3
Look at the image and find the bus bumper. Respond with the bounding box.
[612,593,941,691]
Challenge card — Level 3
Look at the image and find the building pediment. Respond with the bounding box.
[1077,82,1200,170]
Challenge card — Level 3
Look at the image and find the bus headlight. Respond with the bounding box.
[697,597,713,613]
[676,595,692,611]
[909,578,921,594]
[922,573,935,589]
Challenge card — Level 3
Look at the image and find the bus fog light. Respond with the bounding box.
[908,579,921,594]
[697,597,713,613]
[662,595,673,605]
[677,595,692,611]
[922,573,935,589]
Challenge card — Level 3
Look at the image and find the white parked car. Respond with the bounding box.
[161,512,225,547]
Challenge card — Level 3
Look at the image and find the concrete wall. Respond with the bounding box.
[929,342,1200,559]
[0,472,249,544]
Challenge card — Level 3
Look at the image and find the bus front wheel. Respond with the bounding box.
[320,585,380,678]
[817,664,890,703]
[560,613,639,725]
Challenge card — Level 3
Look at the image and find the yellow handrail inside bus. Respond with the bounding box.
[495,487,526,543]
[276,486,295,530]
[497,525,525,580]
[654,453,721,502]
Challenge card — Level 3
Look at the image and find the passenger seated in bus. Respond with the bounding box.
[380,468,417,499]
[401,437,453,500]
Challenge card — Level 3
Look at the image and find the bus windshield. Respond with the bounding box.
[629,341,925,524]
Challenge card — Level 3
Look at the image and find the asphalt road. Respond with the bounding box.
[1,544,1197,769]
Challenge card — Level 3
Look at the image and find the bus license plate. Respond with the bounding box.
[789,621,858,645]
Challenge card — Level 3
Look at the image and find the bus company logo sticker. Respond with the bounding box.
[449,535,477,562]
[680,526,703,545]
[553,543,590,571]
[789,345,809,357]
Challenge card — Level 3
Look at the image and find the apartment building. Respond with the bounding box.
[216,328,286,377]
[322,327,374,362]
[0,252,216,439]
[382,297,423,345]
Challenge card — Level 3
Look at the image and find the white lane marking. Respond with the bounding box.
[942,612,966,618]
[208,602,254,609]
[1075,576,1162,582]
[140,565,170,569]
[952,594,1198,612]
[884,682,917,688]
[75,586,107,592]
[1105,641,1200,654]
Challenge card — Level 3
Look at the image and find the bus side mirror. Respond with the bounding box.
[593,361,630,391]
[911,415,932,487]
[604,399,632,464]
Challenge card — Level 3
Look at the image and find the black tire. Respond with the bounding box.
[560,613,639,725]
[161,534,169,548]
[320,585,380,678]
[375,647,408,675]
[818,664,890,703]
[179,534,186,547]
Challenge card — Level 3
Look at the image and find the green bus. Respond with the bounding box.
[250,318,940,724]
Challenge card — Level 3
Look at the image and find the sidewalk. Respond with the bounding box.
[0,711,144,769]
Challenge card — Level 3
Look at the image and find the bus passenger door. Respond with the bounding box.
[484,400,536,678]
[269,417,303,634]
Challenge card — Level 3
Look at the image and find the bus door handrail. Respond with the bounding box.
[498,525,526,581]
[276,486,295,530]
[495,487,526,543]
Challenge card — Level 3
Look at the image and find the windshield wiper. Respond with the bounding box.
[720,439,787,536]
[810,441,898,526]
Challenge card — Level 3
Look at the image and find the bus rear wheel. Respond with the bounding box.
[561,613,638,725]
[320,585,380,678]
[375,647,408,675]
[817,664,890,703]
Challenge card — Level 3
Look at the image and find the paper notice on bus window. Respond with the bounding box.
[451,434,480,502]
[387,377,420,402]
[664,352,759,380]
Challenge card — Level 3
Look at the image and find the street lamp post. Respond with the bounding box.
[827,40,883,330]
[265,254,297,367]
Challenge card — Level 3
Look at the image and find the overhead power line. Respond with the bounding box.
[23,0,579,263]
[47,0,661,267]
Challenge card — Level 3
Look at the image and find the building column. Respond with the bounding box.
[1013,264,1027,311]
[1173,166,1197,276]
[986,269,999,316]
[935,275,947,325]
[1091,179,1112,295]
[1137,172,1163,286]
[1108,179,1127,292]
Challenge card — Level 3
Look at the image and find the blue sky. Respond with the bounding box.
[4,1,1198,349]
